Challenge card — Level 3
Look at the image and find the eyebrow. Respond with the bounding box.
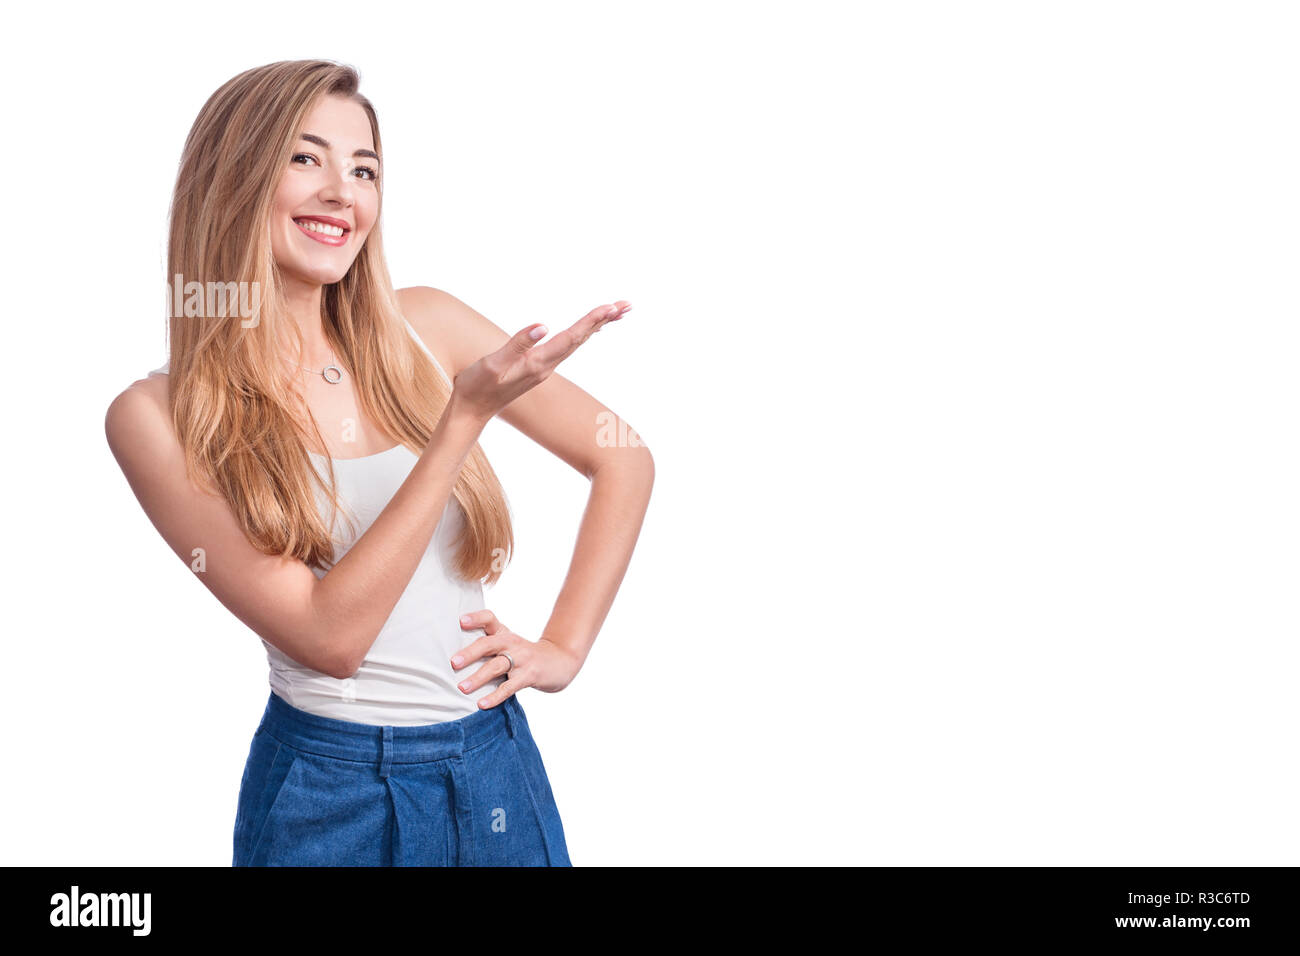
[299,132,380,162]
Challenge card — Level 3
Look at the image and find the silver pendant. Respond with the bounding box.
[322,365,343,384]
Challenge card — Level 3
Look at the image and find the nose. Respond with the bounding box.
[316,160,357,207]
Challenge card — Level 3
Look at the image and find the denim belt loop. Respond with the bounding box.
[501,699,517,739]
[379,725,394,778]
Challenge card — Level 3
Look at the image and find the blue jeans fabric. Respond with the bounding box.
[233,689,571,866]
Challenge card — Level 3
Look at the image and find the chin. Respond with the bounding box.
[298,266,353,286]
[274,253,359,287]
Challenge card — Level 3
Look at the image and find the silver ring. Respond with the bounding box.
[499,652,514,672]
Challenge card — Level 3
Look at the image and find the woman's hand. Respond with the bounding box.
[450,300,632,424]
[451,610,581,709]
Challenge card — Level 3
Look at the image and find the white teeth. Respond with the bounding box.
[295,219,346,237]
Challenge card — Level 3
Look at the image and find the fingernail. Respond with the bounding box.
[460,615,471,625]
[529,325,547,341]
[451,655,463,667]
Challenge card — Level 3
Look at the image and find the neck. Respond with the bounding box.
[280,276,334,369]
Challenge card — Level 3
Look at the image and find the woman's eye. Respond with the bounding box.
[291,153,375,181]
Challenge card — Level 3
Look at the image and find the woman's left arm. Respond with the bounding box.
[536,446,655,674]
[457,447,653,704]
[396,286,654,706]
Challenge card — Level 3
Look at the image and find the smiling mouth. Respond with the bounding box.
[293,217,351,246]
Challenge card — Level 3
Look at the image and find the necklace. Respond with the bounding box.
[295,358,344,384]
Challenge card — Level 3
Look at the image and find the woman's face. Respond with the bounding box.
[270,94,380,289]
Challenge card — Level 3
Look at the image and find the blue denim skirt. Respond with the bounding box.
[233,689,571,866]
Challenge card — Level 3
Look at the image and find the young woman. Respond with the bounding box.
[104,59,653,866]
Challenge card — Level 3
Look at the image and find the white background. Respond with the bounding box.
[2,0,1297,865]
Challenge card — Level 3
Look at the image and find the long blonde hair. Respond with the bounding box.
[164,59,512,584]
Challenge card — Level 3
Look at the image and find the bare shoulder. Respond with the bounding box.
[104,372,175,465]
[395,285,513,381]
[394,285,460,378]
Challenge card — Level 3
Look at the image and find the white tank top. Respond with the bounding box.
[148,318,503,724]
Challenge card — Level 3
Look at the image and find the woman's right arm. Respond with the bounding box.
[105,380,484,679]
[105,302,627,680]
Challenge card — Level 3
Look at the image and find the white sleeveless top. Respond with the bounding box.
[148,318,503,725]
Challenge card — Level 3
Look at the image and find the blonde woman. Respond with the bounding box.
[104,59,652,867]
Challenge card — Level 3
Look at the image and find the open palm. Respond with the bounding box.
[451,300,632,422]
